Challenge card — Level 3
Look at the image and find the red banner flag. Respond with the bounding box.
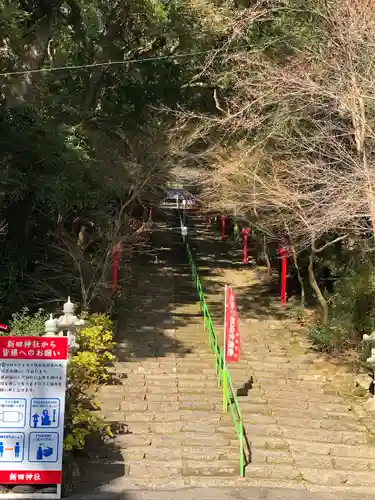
[241,228,251,264]
[279,247,288,305]
[224,286,240,363]
[221,215,227,240]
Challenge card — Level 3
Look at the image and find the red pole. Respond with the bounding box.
[280,247,287,305]
[241,228,251,264]
[221,216,227,240]
[112,241,124,292]
[112,251,120,292]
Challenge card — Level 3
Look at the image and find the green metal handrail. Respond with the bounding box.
[185,241,246,477]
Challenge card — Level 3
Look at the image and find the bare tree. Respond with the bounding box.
[171,0,375,318]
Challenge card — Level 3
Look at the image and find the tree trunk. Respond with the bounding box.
[6,1,62,107]
[308,253,328,326]
[263,235,272,276]
[291,245,305,306]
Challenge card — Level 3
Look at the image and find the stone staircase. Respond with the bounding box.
[94,218,241,490]
[80,215,375,495]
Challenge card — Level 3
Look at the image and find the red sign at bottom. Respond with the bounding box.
[0,470,62,484]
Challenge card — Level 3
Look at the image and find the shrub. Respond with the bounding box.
[65,314,116,451]
[6,308,116,451]
[309,259,375,352]
[8,307,49,336]
[308,322,347,353]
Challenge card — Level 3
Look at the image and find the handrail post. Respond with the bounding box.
[240,423,245,477]
[222,367,228,412]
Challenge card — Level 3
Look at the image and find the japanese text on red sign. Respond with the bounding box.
[0,337,68,360]
[225,286,240,363]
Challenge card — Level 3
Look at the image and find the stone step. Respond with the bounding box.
[177,381,220,389]
[240,397,351,414]
[135,390,226,404]
[299,468,375,487]
[185,477,304,489]
[253,389,344,403]
[115,432,236,450]
[272,406,357,421]
[124,420,233,434]
[126,459,240,478]
[242,422,368,445]
[252,379,333,391]
[178,373,220,381]
[250,448,294,465]
[293,454,375,472]
[180,401,218,411]
[121,446,237,462]
[286,439,375,458]
[181,460,239,477]
[105,410,232,423]
[127,460,182,478]
[149,433,234,447]
[275,416,364,432]
[225,402,271,415]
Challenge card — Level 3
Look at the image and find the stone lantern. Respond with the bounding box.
[44,297,85,354]
[57,297,85,352]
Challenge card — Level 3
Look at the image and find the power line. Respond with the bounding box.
[0,50,212,78]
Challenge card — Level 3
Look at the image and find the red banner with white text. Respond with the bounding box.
[224,286,240,363]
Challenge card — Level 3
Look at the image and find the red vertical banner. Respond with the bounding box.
[112,241,124,292]
[279,247,288,305]
[149,207,153,219]
[221,215,227,240]
[241,228,251,264]
[224,286,240,363]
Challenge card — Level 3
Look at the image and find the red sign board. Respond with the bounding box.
[0,336,68,360]
[224,286,240,363]
[0,470,61,484]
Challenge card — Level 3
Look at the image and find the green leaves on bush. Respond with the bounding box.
[309,260,375,353]
[64,313,116,451]
[8,307,49,337]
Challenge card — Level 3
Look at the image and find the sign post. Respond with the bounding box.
[0,335,68,499]
[221,216,227,241]
[223,286,240,412]
[112,241,124,293]
[181,224,188,244]
[182,199,187,226]
[241,228,251,264]
[279,247,288,305]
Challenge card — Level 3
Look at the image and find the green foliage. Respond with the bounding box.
[0,0,225,317]
[308,322,347,353]
[8,308,49,337]
[64,313,116,451]
[246,0,329,59]
[309,259,375,352]
[289,303,306,325]
[358,340,372,366]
